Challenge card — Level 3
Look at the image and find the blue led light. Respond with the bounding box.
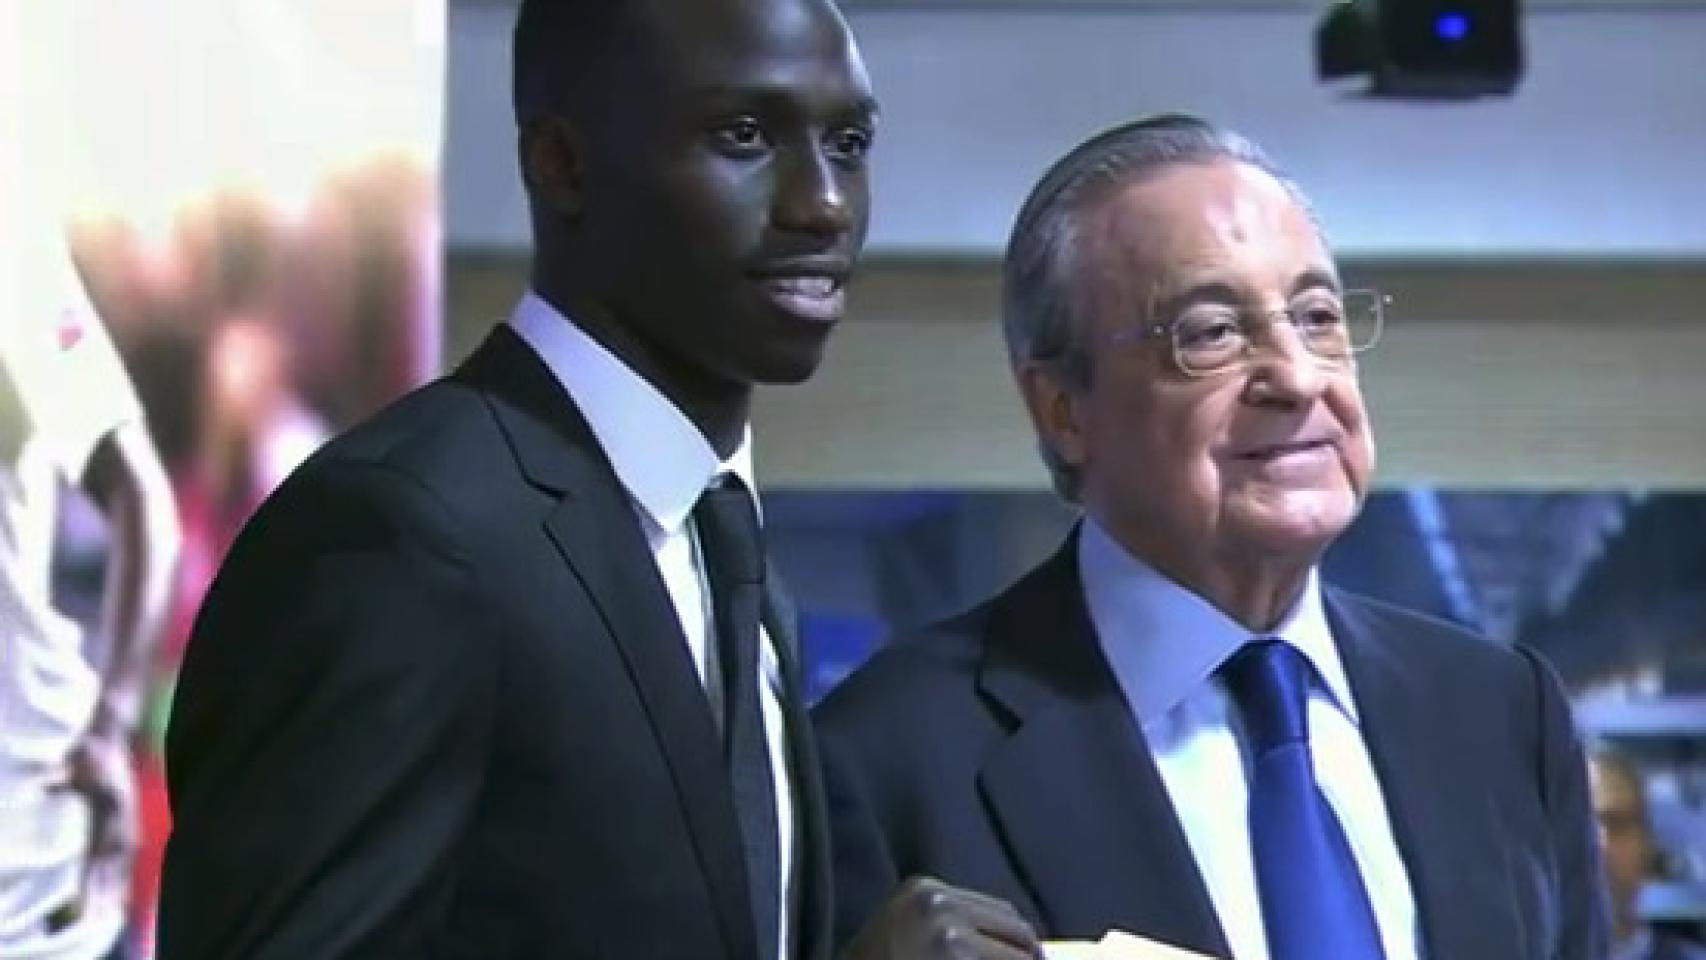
[1436,12,1470,41]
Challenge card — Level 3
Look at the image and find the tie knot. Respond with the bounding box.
[694,476,764,586]
[1221,638,1312,754]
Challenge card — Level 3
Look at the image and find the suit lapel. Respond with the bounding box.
[977,542,1231,957]
[1329,592,1522,960]
[456,328,758,960]
[763,571,834,960]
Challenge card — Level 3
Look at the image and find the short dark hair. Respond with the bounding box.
[1002,114,1305,500]
[511,0,629,124]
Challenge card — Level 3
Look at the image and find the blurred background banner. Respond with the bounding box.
[4,3,445,954]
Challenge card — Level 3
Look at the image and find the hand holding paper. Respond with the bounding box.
[840,876,1043,960]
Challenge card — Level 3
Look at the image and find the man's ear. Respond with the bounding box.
[1016,361,1088,473]
[519,115,586,218]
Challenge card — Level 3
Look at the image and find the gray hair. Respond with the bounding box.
[1000,114,1303,501]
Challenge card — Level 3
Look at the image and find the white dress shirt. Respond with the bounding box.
[511,292,798,960]
[1078,517,1420,960]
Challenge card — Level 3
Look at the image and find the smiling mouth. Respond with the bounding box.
[752,271,847,324]
[1236,439,1334,461]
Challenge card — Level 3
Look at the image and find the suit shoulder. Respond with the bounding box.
[815,549,1081,731]
[1331,586,1526,669]
[812,597,999,733]
[1330,587,1564,724]
[260,375,531,536]
[311,377,501,486]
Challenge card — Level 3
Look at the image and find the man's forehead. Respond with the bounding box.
[1105,163,1317,245]
[627,0,871,103]
[1087,163,1334,300]
[637,0,851,58]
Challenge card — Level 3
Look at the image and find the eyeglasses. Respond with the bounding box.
[1106,289,1389,377]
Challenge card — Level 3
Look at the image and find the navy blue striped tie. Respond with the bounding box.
[1221,639,1385,960]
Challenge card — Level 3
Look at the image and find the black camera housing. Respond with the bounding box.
[1317,0,1524,98]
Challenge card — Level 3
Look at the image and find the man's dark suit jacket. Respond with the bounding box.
[160,327,832,960]
[814,536,1608,960]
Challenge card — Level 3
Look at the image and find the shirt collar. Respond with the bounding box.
[1288,564,1360,723]
[1078,515,1359,724]
[508,290,756,534]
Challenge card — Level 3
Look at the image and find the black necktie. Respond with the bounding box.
[694,477,780,960]
[1220,639,1385,960]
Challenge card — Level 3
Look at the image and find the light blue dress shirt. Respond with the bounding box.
[1077,517,1420,960]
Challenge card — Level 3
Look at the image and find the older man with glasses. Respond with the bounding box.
[814,114,1607,960]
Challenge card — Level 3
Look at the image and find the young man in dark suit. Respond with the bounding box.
[815,115,1609,960]
[159,1,1027,957]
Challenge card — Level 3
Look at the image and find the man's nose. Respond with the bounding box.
[1245,318,1331,404]
[773,144,853,237]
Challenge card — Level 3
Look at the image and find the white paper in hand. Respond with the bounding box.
[1043,930,1220,960]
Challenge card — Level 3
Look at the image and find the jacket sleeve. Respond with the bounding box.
[1515,644,1610,960]
[814,714,903,955]
[159,458,500,960]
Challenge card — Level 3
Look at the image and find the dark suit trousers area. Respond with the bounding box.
[157,329,830,960]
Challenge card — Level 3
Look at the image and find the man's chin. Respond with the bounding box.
[745,338,833,387]
[1226,489,1360,556]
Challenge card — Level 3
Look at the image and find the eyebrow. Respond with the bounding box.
[1151,281,1243,320]
[1152,267,1344,318]
[1290,267,1342,297]
[693,84,880,120]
